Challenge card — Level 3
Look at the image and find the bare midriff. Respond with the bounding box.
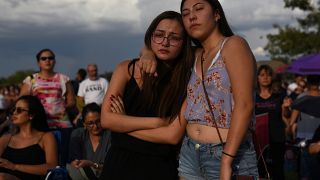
[186,123,229,144]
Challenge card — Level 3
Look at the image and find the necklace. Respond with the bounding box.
[200,37,225,62]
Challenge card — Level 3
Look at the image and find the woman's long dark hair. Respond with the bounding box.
[129,11,193,121]
[180,0,234,46]
[15,95,50,132]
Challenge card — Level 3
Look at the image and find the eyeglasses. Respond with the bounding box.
[10,107,29,115]
[84,119,101,128]
[40,56,55,61]
[152,31,183,47]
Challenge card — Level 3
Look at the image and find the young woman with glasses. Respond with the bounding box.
[19,48,76,166]
[100,11,193,179]
[0,95,57,180]
[139,0,258,179]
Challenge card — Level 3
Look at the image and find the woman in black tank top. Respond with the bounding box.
[0,95,57,180]
[100,11,193,180]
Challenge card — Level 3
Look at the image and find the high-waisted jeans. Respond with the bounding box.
[178,135,258,180]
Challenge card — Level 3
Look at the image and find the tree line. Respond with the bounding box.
[265,0,320,63]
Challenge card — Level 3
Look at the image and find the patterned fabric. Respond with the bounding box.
[23,73,72,128]
[184,39,255,129]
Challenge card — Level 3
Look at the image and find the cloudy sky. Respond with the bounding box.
[0,0,303,78]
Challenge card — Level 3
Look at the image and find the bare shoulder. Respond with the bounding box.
[0,134,11,145]
[116,59,132,69]
[41,132,55,142]
[222,35,254,63]
[0,134,11,154]
[113,59,135,79]
[224,35,249,49]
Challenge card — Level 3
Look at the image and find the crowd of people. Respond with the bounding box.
[0,0,319,180]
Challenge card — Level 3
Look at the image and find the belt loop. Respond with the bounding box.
[185,135,190,146]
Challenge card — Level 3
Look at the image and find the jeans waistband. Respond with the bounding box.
[185,131,252,150]
[184,135,225,151]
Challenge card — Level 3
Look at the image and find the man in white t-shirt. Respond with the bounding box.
[78,64,108,105]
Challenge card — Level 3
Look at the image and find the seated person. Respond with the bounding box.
[0,95,57,180]
[309,125,320,157]
[67,103,111,180]
[306,125,320,178]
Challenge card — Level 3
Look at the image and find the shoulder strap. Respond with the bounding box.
[194,52,199,73]
[200,50,225,147]
[219,37,229,51]
[37,133,45,144]
[130,59,138,79]
[29,74,35,94]
[208,38,229,69]
[6,135,13,147]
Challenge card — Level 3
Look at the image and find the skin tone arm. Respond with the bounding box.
[71,159,102,170]
[288,109,300,138]
[111,96,187,145]
[0,132,58,175]
[65,81,76,108]
[281,97,292,127]
[137,47,158,76]
[309,141,320,154]
[101,60,167,133]
[0,135,11,156]
[19,83,31,96]
[220,36,256,179]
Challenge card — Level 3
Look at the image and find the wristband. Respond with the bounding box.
[222,151,236,158]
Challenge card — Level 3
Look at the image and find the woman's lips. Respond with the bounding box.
[190,23,200,30]
[159,49,170,54]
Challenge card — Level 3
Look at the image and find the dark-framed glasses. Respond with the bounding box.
[40,56,55,61]
[10,107,29,115]
[152,31,182,47]
[84,119,101,128]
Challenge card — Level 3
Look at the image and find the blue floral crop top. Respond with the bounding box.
[184,38,255,129]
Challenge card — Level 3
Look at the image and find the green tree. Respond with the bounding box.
[0,70,36,86]
[265,0,320,62]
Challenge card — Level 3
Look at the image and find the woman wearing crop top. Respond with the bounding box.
[139,0,258,179]
[100,11,193,179]
[0,95,57,180]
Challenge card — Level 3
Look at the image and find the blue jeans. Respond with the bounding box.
[178,135,258,180]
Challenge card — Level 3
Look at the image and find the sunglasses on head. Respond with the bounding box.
[40,56,55,61]
[10,107,29,115]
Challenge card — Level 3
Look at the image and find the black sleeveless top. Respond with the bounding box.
[0,135,46,180]
[111,59,176,156]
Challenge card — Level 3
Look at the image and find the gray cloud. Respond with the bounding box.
[0,0,301,78]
